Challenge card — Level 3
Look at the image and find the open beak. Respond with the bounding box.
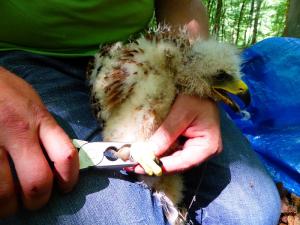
[212,79,250,112]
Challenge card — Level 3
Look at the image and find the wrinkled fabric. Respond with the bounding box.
[224,37,300,196]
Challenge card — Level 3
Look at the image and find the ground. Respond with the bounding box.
[277,183,300,225]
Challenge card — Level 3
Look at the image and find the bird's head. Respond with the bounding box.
[180,39,250,112]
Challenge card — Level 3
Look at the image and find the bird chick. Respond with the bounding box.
[88,27,250,225]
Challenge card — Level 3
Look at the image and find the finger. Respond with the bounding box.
[130,165,145,174]
[148,97,197,156]
[39,114,79,193]
[159,137,221,173]
[159,148,206,173]
[8,138,53,210]
[131,163,162,176]
[0,147,18,218]
[133,138,217,174]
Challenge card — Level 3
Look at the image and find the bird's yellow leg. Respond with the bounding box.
[130,142,162,176]
[138,158,154,176]
[140,157,162,176]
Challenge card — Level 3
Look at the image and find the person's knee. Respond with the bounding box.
[192,173,281,225]
[235,182,281,225]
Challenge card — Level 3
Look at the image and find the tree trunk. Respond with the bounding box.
[207,0,215,25]
[207,0,212,15]
[283,0,300,37]
[213,0,223,37]
[235,0,247,45]
[251,0,263,45]
[245,0,255,46]
[221,3,227,41]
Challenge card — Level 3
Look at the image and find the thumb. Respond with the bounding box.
[148,97,197,157]
[39,113,79,193]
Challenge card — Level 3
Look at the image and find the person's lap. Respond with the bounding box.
[0,51,280,225]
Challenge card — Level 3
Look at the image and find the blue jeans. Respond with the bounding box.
[0,51,280,225]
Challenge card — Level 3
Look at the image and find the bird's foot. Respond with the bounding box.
[130,142,162,176]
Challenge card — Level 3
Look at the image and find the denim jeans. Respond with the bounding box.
[0,51,280,225]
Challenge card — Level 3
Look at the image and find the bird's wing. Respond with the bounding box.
[87,44,115,118]
[90,42,147,120]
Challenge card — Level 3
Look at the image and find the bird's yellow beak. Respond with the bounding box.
[212,79,250,112]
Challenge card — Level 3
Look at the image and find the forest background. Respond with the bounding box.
[202,0,300,48]
[204,1,300,224]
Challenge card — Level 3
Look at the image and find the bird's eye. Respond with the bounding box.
[214,70,230,82]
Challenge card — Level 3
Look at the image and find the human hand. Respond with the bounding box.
[0,67,79,218]
[132,94,222,174]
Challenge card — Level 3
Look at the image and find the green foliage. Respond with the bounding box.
[203,0,288,48]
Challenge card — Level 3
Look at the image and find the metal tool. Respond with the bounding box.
[73,139,137,170]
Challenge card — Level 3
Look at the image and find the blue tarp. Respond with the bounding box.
[224,37,300,196]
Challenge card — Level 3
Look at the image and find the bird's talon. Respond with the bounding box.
[130,142,163,176]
